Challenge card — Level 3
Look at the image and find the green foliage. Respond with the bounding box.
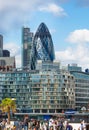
[0,98,16,123]
[0,98,16,113]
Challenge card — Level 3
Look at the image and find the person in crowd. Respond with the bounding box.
[12,125,16,130]
[65,121,73,130]
[49,118,54,129]
[78,120,86,130]
[23,116,29,130]
[82,120,86,130]
[0,119,6,130]
[49,126,54,130]
[58,121,65,130]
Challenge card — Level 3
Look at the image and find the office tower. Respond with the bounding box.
[32,22,55,67]
[3,50,10,57]
[0,35,3,57]
[22,27,34,69]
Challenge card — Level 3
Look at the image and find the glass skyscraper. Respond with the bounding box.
[22,27,34,69]
[31,22,55,69]
[3,50,10,57]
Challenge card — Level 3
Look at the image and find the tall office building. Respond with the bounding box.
[22,27,34,69]
[0,35,3,57]
[31,22,55,69]
[3,50,10,57]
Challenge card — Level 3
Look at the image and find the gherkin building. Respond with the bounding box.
[31,22,55,69]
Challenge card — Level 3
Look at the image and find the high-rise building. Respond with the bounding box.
[3,50,10,57]
[0,35,16,71]
[22,27,34,69]
[31,22,55,69]
[0,35,3,57]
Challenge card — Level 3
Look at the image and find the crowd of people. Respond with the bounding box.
[0,117,87,130]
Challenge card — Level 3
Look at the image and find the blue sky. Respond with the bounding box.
[1,0,89,70]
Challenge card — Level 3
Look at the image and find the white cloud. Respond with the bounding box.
[55,47,74,61]
[15,54,21,68]
[55,44,89,70]
[56,29,89,70]
[0,0,40,32]
[0,0,41,11]
[39,3,67,16]
[66,29,89,44]
[0,0,67,33]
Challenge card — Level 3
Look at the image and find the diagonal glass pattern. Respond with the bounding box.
[30,22,55,70]
[33,22,55,61]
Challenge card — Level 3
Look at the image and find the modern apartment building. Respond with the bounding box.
[0,66,75,114]
[22,27,34,69]
[68,64,89,111]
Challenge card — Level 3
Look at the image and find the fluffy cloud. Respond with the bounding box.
[55,29,89,70]
[38,3,67,16]
[0,0,41,32]
[0,0,67,33]
[0,0,42,11]
[66,29,89,44]
[55,44,89,70]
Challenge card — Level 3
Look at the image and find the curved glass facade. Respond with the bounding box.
[33,22,55,62]
[22,23,55,70]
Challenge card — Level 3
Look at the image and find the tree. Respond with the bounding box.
[0,98,16,124]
